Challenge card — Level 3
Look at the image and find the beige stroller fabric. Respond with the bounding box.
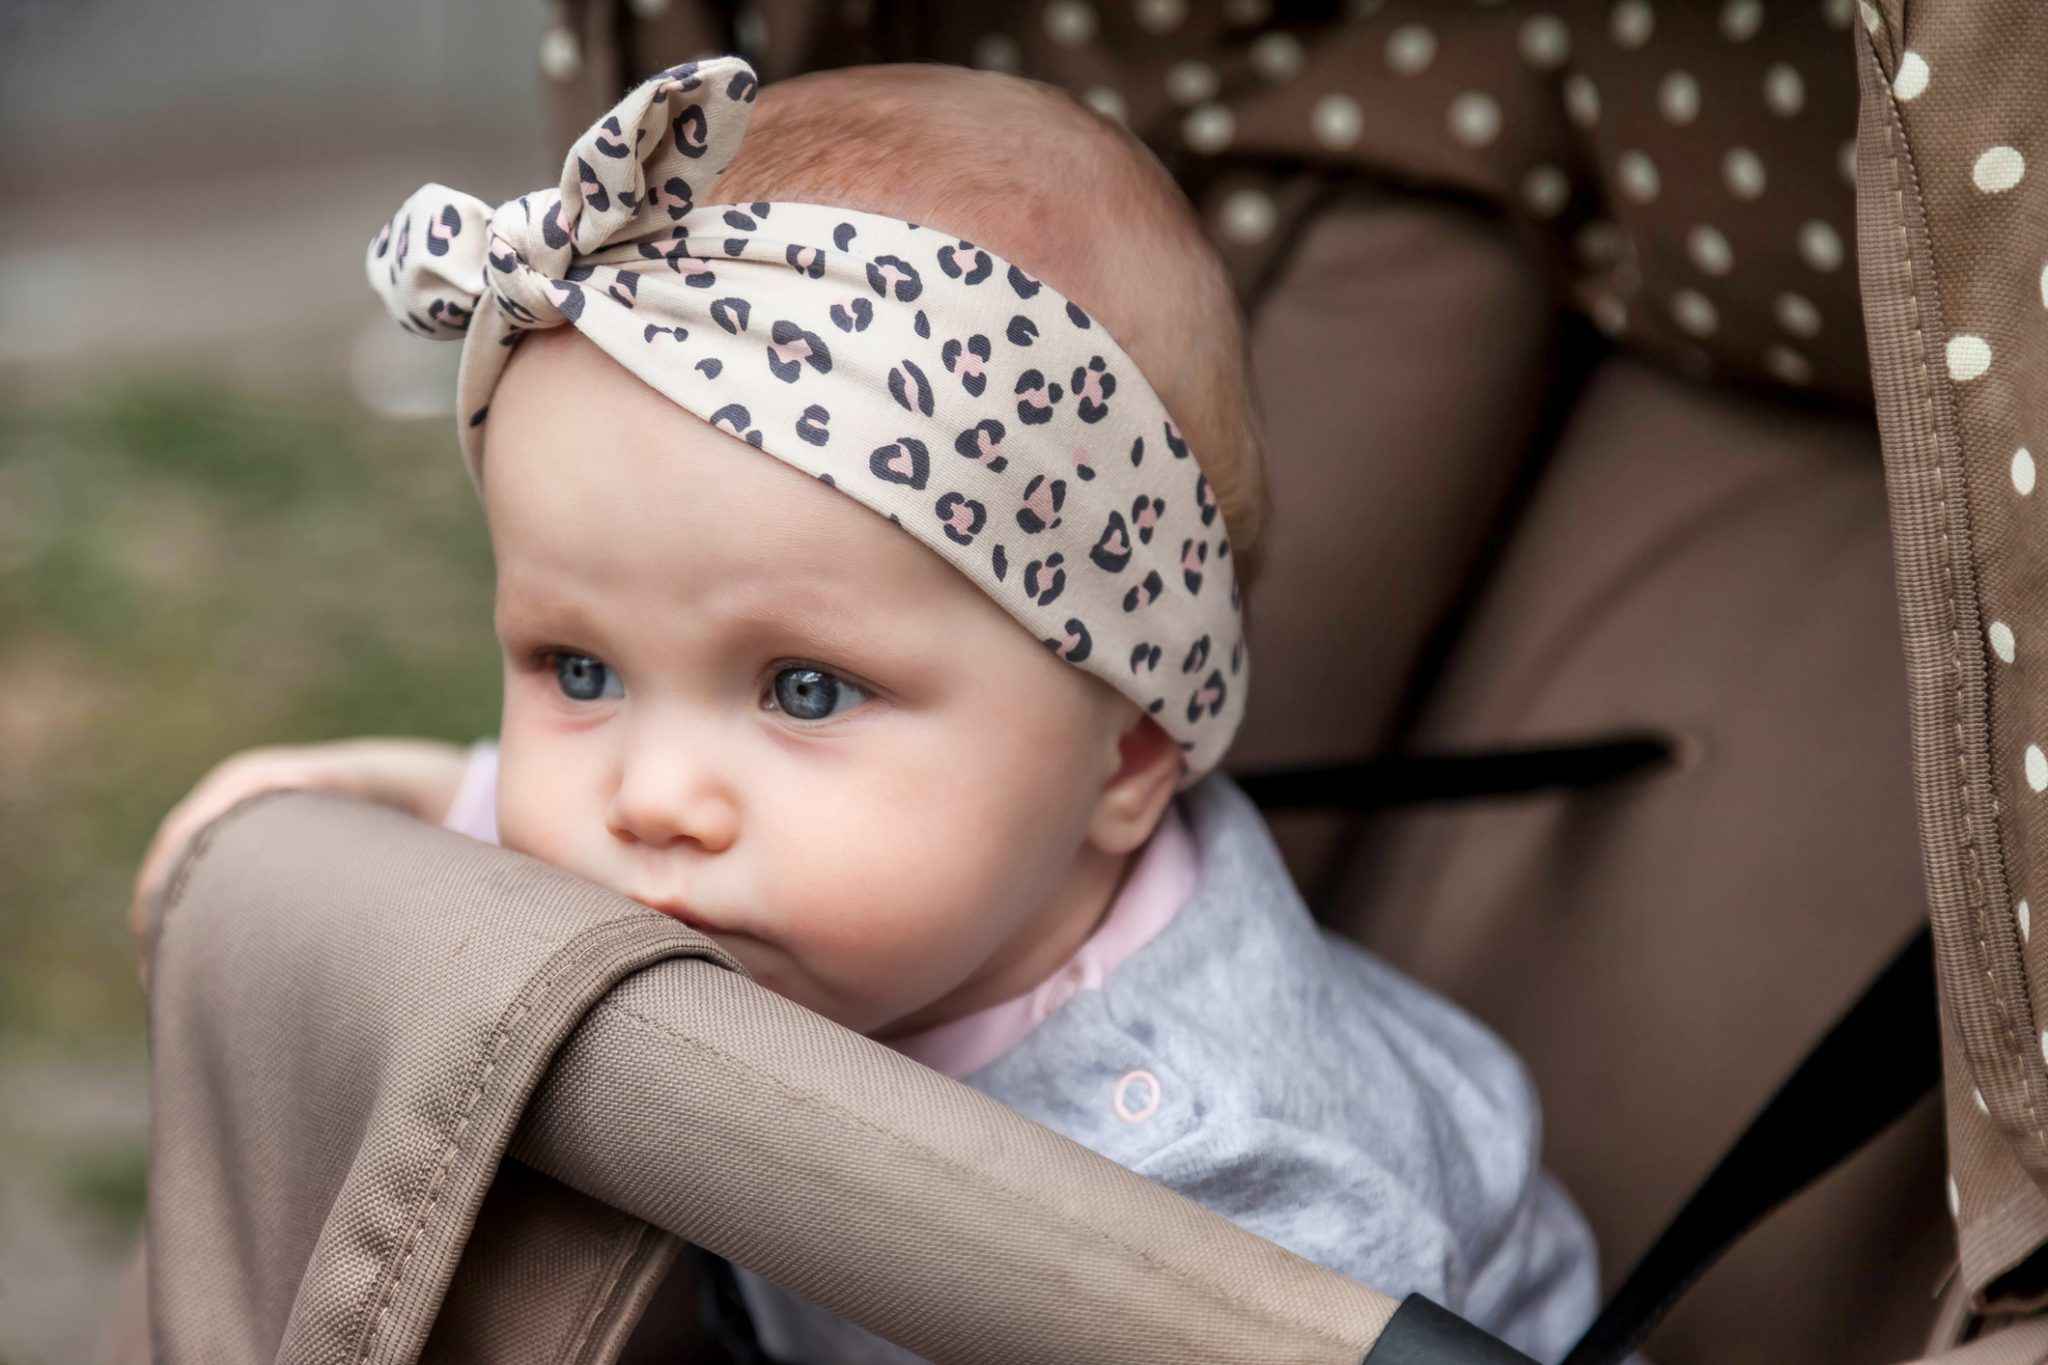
[145,790,1398,1363]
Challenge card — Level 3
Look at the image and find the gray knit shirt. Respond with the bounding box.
[729,772,1602,1363]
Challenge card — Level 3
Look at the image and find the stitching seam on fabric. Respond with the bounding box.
[595,1000,1366,1352]
[1874,30,2048,1165]
[559,1219,640,1365]
[354,998,531,1362]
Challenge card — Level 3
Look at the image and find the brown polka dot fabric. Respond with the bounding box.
[562,0,1873,406]
[1850,0,2048,1332]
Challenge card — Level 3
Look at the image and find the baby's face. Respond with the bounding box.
[482,330,1177,1036]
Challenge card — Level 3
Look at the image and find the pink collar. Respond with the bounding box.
[886,800,1199,1079]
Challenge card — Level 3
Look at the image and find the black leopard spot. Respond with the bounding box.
[941,335,991,397]
[577,158,610,213]
[595,115,631,158]
[1185,670,1227,723]
[954,419,1007,473]
[723,208,759,232]
[934,491,986,546]
[643,323,687,343]
[1006,314,1039,347]
[427,204,462,257]
[1129,436,1145,467]
[1181,537,1209,594]
[673,104,709,157]
[1195,472,1218,525]
[1014,369,1062,425]
[992,543,1008,582]
[1165,420,1190,460]
[716,294,757,331]
[1072,356,1116,423]
[869,437,930,490]
[866,254,923,302]
[709,403,761,447]
[767,320,831,382]
[1044,618,1091,664]
[1089,511,1133,572]
[1130,495,1163,544]
[541,199,570,250]
[695,357,722,379]
[833,222,857,251]
[796,404,830,446]
[1023,553,1066,606]
[1182,636,1211,674]
[1007,264,1041,299]
[1122,570,1164,612]
[1066,302,1092,328]
[1129,643,1163,674]
[829,297,874,333]
[784,243,826,278]
[938,241,993,285]
[888,359,934,416]
[1015,475,1065,534]
[727,69,758,101]
[607,271,639,308]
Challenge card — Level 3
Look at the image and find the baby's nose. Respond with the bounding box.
[605,759,738,853]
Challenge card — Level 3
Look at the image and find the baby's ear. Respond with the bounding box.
[1087,708,1182,856]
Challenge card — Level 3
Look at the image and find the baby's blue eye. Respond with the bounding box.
[770,666,866,722]
[554,653,622,702]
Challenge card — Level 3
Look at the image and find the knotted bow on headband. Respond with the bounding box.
[368,55,1246,785]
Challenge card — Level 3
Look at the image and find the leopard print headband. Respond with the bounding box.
[367,55,1245,786]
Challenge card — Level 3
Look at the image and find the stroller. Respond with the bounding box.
[137,2,2048,1360]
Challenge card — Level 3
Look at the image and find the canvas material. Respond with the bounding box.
[144,789,1400,1363]
[367,55,1246,786]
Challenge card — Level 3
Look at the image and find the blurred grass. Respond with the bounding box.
[0,377,500,1057]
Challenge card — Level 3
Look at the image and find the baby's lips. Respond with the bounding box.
[628,892,722,935]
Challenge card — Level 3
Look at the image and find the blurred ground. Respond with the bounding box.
[0,0,564,1357]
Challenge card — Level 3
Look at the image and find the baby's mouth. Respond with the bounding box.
[628,894,719,934]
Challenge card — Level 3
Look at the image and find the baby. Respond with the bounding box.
[136,56,1600,1362]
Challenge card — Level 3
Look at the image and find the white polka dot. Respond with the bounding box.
[1135,0,1185,32]
[1990,621,2017,664]
[734,5,769,52]
[1084,86,1127,121]
[1798,220,1844,272]
[1824,0,1854,29]
[2027,743,2048,792]
[1774,292,1822,337]
[1519,14,1571,68]
[1893,50,1930,100]
[1948,1172,1961,1218]
[1183,103,1235,153]
[1975,147,2026,193]
[1386,23,1437,75]
[1974,1087,1990,1115]
[1659,70,1701,124]
[1166,60,1218,105]
[2016,448,2038,496]
[971,33,1021,72]
[1564,74,1600,128]
[538,26,581,80]
[2023,899,2034,943]
[1838,139,1858,186]
[1947,334,1993,381]
[1312,93,1364,149]
[1223,0,1270,23]
[1575,220,1627,264]
[1448,92,1502,147]
[1764,63,1806,116]
[1764,345,1813,385]
[1249,31,1305,81]
[1859,1,1882,33]
[1671,289,1719,336]
[1043,0,1096,42]
[1721,0,1763,40]
[1113,1068,1163,1124]
[1610,0,1654,48]
[1617,150,1660,202]
[628,0,671,16]
[1688,224,1733,275]
[1592,294,1629,337]
[1724,147,1767,199]
[1523,165,1571,217]
[1217,188,1277,243]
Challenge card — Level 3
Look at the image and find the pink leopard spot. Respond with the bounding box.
[1102,530,1128,556]
[975,430,1003,463]
[943,504,975,534]
[770,336,813,366]
[888,448,917,477]
[1024,482,1059,526]
[1181,544,1203,573]
[1135,504,1160,531]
